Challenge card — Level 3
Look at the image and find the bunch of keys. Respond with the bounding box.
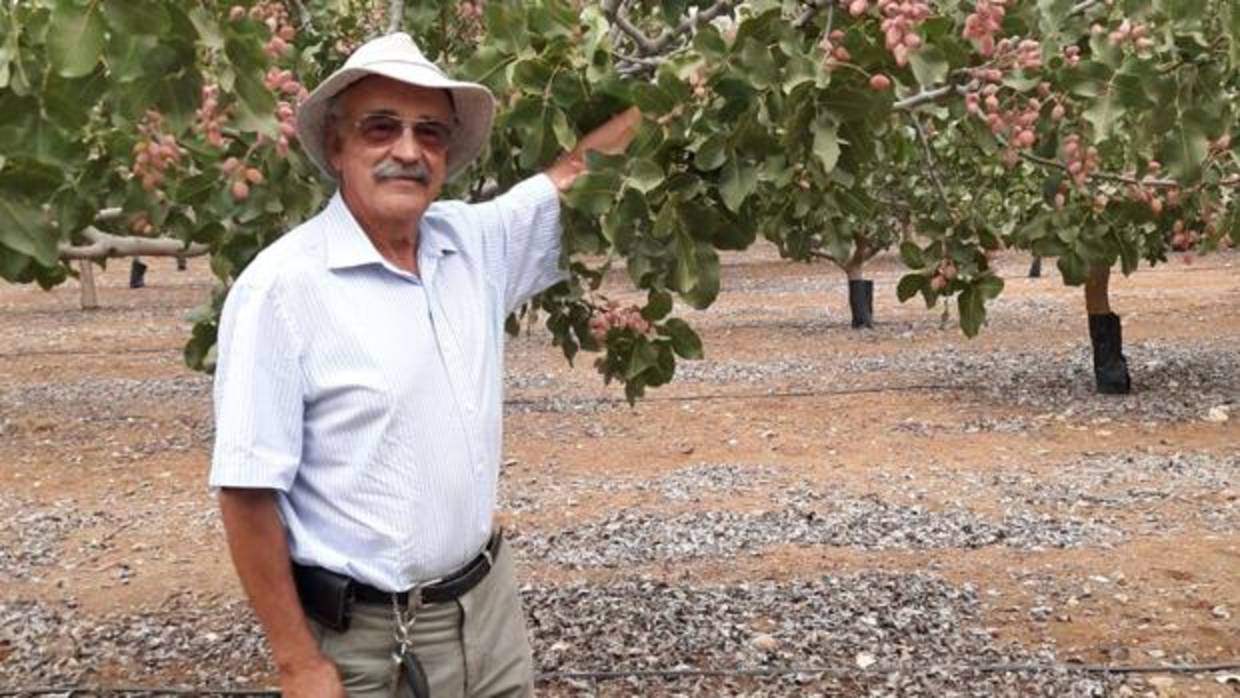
[391,590,431,698]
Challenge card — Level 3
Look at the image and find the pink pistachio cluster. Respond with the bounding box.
[222,157,264,202]
[127,212,155,236]
[1106,19,1156,52]
[877,0,932,66]
[962,0,1006,57]
[1062,134,1100,189]
[264,69,308,157]
[195,82,228,147]
[589,303,653,344]
[131,110,184,192]
[1170,220,1199,251]
[965,70,1047,158]
[929,258,957,291]
[456,1,486,39]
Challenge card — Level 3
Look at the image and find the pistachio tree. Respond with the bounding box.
[1,0,1236,400]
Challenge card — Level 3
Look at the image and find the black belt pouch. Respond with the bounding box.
[292,563,354,633]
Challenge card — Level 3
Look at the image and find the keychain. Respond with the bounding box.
[390,589,430,698]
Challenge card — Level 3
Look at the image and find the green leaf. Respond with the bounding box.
[512,58,553,91]
[48,0,106,78]
[1038,0,1074,32]
[643,289,673,321]
[680,243,721,309]
[631,82,676,115]
[549,71,585,108]
[104,33,161,83]
[187,6,224,50]
[551,108,575,150]
[1083,87,1123,140]
[625,338,659,380]
[975,273,1004,299]
[899,242,926,269]
[628,159,664,194]
[0,20,17,90]
[564,171,621,215]
[233,68,277,123]
[662,318,703,359]
[812,118,840,173]
[102,0,169,35]
[719,159,757,212]
[184,320,219,373]
[908,46,949,87]
[738,38,777,89]
[0,196,58,266]
[1160,124,1209,182]
[957,285,986,337]
[1057,250,1088,285]
[694,135,728,171]
[897,273,926,302]
[1229,0,1240,68]
[673,228,698,292]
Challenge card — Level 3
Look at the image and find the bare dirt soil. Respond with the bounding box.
[1,246,1236,697]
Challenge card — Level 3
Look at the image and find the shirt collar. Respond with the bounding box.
[322,192,458,271]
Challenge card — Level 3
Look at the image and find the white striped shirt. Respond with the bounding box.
[209,174,562,591]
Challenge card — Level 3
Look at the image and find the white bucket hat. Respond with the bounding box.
[296,32,495,180]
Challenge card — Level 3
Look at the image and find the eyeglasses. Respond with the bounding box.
[351,113,456,150]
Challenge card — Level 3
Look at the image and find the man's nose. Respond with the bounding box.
[390,125,423,162]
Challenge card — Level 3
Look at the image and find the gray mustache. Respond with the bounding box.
[374,159,430,184]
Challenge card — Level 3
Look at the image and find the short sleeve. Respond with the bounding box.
[469,174,566,315]
[208,276,305,491]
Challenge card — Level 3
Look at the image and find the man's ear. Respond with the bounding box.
[326,127,343,176]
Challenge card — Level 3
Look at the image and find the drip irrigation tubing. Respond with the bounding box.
[0,383,965,407]
[0,347,178,359]
[3,660,1238,695]
[504,382,968,409]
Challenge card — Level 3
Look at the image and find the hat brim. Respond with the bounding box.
[296,62,495,181]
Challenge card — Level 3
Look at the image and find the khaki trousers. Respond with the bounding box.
[308,541,534,697]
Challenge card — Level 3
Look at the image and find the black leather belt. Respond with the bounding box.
[353,531,502,606]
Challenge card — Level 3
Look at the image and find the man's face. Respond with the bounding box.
[328,76,454,231]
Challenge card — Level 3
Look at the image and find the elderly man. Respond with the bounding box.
[209,33,639,697]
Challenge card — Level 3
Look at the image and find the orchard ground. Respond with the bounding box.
[0,245,1237,697]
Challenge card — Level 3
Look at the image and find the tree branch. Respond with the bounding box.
[1069,0,1104,16]
[602,2,660,54]
[911,116,952,211]
[386,0,405,34]
[58,227,209,261]
[650,0,739,54]
[893,83,968,111]
[1014,149,1240,189]
[290,0,312,30]
[793,0,830,30]
[606,0,740,57]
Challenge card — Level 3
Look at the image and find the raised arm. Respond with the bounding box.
[544,106,642,192]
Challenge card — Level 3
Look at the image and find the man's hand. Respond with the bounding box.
[546,106,642,191]
[280,653,347,698]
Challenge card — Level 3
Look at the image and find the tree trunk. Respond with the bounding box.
[843,239,873,329]
[79,260,99,310]
[1028,256,1042,278]
[1085,265,1131,394]
[1084,265,1111,314]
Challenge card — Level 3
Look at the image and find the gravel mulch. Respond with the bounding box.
[513,501,1119,568]
[0,595,270,688]
[2,574,1123,697]
[530,572,1119,697]
[846,338,1239,425]
[0,496,117,581]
